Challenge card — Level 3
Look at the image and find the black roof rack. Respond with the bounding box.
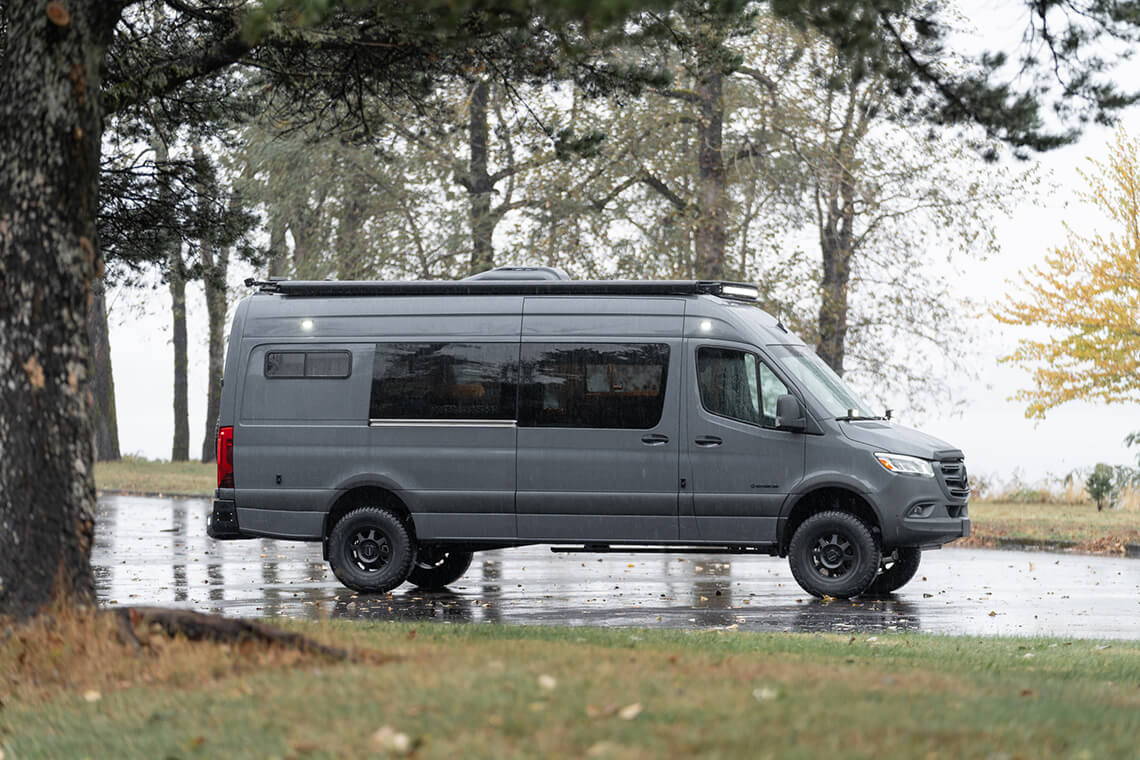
[243,278,761,302]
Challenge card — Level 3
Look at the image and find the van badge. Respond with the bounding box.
[750,483,778,489]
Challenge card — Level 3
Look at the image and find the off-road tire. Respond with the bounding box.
[407,546,474,590]
[788,510,881,599]
[327,507,414,593]
[865,546,922,595]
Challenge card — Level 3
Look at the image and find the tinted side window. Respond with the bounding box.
[697,348,760,424]
[520,343,669,429]
[697,347,790,428]
[265,350,351,379]
[369,343,518,420]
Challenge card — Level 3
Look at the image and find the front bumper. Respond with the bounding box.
[897,513,971,548]
[206,498,246,540]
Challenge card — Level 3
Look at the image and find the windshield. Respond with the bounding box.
[774,346,877,419]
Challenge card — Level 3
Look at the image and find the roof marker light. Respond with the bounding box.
[300,319,315,331]
[699,319,713,332]
[720,284,759,300]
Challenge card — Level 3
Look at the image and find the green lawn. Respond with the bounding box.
[94,457,215,496]
[966,500,1140,552]
[3,619,1139,759]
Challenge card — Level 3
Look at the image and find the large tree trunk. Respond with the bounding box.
[88,276,120,461]
[466,79,494,275]
[0,1,119,617]
[817,225,853,374]
[694,67,728,280]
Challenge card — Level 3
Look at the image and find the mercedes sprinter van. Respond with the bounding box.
[208,267,969,598]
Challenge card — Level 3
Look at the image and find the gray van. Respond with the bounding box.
[208,267,969,599]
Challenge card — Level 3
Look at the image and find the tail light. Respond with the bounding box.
[216,426,234,488]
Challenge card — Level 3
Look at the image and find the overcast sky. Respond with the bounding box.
[104,6,1140,485]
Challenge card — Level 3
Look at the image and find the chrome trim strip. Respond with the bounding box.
[369,419,517,428]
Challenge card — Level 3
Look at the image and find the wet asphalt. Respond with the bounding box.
[93,495,1140,639]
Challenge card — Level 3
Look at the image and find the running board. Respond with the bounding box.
[550,544,777,555]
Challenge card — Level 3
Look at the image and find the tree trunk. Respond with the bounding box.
[816,227,853,374]
[88,276,120,461]
[170,248,190,462]
[197,149,229,463]
[267,212,288,277]
[466,79,495,275]
[694,67,728,280]
[0,1,119,617]
[335,196,366,279]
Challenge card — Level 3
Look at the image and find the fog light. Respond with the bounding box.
[907,503,935,518]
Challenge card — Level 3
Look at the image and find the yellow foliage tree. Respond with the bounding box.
[994,128,1140,418]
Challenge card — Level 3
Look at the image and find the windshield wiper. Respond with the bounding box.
[834,414,886,422]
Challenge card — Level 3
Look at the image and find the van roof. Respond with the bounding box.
[244,278,762,303]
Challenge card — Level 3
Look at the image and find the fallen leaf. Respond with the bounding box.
[618,703,643,720]
[988,611,997,617]
[537,674,557,691]
[370,726,412,756]
[752,686,779,702]
[292,741,319,755]
[83,690,101,703]
[1020,688,1035,698]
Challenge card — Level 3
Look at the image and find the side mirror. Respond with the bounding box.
[775,394,806,432]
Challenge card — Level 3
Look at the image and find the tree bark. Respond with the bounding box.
[0,1,120,617]
[88,276,120,461]
[466,79,495,276]
[196,147,229,462]
[694,66,728,280]
[267,211,288,277]
[169,245,190,461]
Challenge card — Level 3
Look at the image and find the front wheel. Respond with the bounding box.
[787,511,881,599]
[327,507,414,593]
[407,546,474,590]
[865,547,922,595]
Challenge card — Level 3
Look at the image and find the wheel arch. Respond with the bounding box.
[321,482,412,560]
[778,485,882,556]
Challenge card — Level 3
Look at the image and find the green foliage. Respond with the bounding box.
[1086,463,1115,511]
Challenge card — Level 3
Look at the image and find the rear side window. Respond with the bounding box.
[265,350,351,379]
[520,343,669,429]
[369,343,518,420]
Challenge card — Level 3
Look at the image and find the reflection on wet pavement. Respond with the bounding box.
[94,495,1140,639]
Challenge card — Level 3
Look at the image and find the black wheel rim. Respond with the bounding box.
[810,532,859,579]
[350,527,392,573]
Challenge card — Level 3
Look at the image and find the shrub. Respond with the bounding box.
[1086,464,1115,512]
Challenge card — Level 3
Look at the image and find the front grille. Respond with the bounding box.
[940,459,970,500]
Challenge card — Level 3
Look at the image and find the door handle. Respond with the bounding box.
[641,433,670,446]
[694,436,723,447]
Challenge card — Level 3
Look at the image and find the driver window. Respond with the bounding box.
[697,347,790,429]
[697,348,761,424]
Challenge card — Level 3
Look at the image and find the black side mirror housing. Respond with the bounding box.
[775,394,806,432]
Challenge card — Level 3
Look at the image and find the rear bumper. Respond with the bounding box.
[206,498,247,540]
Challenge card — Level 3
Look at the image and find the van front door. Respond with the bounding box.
[515,298,683,541]
[682,343,805,544]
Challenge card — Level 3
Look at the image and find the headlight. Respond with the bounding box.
[874,452,935,478]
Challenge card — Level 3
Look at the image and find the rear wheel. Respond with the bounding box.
[407,546,474,590]
[327,507,414,593]
[865,547,922,595]
[788,510,880,599]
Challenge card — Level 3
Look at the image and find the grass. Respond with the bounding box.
[3,615,1140,759]
[94,456,214,496]
[966,500,1140,553]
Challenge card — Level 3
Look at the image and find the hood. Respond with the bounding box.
[839,421,961,461]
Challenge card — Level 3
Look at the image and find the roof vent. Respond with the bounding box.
[463,265,571,282]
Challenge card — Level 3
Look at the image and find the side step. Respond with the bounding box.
[551,544,777,555]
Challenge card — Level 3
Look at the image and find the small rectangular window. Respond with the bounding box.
[370,343,518,420]
[520,343,669,429]
[265,350,351,379]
